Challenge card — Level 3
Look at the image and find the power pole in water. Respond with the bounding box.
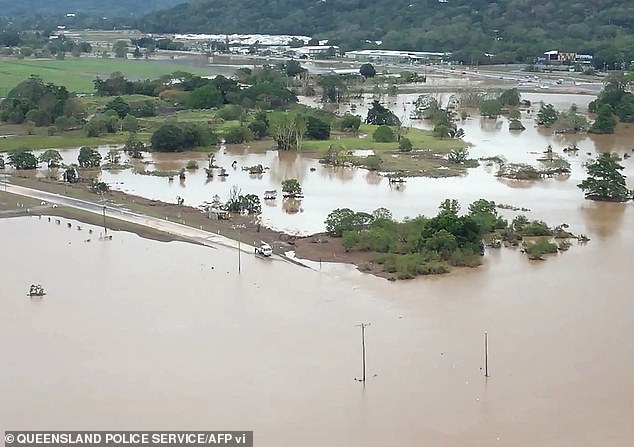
[102,206,107,236]
[484,331,490,378]
[356,323,370,384]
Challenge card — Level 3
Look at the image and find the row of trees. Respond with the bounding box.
[94,69,298,111]
[4,147,102,171]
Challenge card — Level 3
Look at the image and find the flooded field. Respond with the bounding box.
[1,208,634,445]
[3,82,634,445]
[25,92,634,236]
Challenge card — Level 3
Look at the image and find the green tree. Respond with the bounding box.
[578,153,631,202]
[433,123,451,139]
[8,149,38,169]
[399,137,412,151]
[284,60,306,77]
[537,103,557,126]
[186,85,222,109]
[373,125,395,142]
[122,114,139,132]
[105,96,130,118]
[479,99,502,118]
[248,119,268,139]
[340,114,361,133]
[359,63,376,78]
[281,179,303,197]
[64,165,79,183]
[448,148,469,163]
[270,112,306,150]
[124,132,145,159]
[151,124,185,152]
[133,46,142,59]
[306,116,330,140]
[366,100,400,126]
[39,149,63,168]
[224,126,253,144]
[589,104,617,134]
[498,88,520,106]
[78,146,102,168]
[325,208,375,236]
[113,40,128,58]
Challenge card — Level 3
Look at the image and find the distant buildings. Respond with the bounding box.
[537,50,593,66]
[344,49,449,64]
[292,45,340,59]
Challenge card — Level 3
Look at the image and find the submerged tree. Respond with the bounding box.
[78,146,102,168]
[39,149,63,168]
[366,100,401,126]
[281,179,303,197]
[537,102,557,126]
[578,153,631,202]
[8,149,38,169]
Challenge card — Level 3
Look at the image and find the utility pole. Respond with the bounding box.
[102,206,107,236]
[232,224,245,275]
[484,331,490,378]
[356,323,370,384]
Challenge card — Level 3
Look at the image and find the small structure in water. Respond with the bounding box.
[263,190,277,200]
[28,284,46,297]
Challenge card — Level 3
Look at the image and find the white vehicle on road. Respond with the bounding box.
[255,241,273,257]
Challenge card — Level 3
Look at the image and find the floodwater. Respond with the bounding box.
[3,91,634,445]
[1,202,634,445]
[29,92,634,235]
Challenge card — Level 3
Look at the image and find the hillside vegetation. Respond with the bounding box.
[137,0,634,66]
[0,0,185,18]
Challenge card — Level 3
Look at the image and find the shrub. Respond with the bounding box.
[224,125,253,144]
[186,160,199,169]
[306,116,331,140]
[218,104,245,121]
[399,137,413,151]
[373,125,395,142]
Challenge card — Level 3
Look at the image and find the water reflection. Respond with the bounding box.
[579,201,628,239]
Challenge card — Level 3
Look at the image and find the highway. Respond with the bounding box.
[3,183,255,253]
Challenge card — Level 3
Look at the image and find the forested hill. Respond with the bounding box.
[137,0,634,66]
[0,0,185,18]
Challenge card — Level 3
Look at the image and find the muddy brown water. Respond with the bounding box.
[1,207,633,445]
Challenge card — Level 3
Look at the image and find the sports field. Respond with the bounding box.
[0,57,214,96]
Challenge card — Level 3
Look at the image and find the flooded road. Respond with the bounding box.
[1,208,634,446]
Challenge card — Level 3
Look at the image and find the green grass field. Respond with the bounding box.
[0,57,215,96]
[302,124,466,153]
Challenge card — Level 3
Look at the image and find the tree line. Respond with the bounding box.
[134,0,634,68]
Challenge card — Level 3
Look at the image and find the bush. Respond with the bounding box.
[186,160,199,169]
[224,126,253,144]
[306,116,330,140]
[363,155,382,171]
[217,105,245,121]
[151,124,185,152]
[340,114,361,132]
[248,119,268,139]
[47,126,58,136]
[373,125,395,142]
[398,137,412,151]
[523,237,558,260]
